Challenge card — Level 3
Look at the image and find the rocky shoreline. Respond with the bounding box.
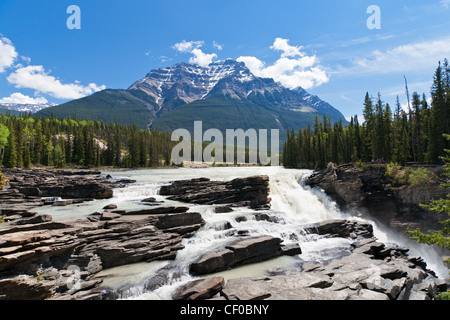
[306,163,448,233]
[174,219,447,300]
[0,168,134,224]
[0,168,448,300]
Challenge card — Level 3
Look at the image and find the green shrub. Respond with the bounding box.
[385,163,433,186]
[355,160,364,171]
[435,291,450,300]
[0,171,8,190]
[407,167,433,187]
[385,162,407,185]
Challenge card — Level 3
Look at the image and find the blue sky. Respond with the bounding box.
[1,0,450,120]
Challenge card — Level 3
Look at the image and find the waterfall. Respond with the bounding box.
[74,167,447,299]
[105,168,357,299]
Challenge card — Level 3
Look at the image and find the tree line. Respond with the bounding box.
[283,59,450,168]
[0,114,175,168]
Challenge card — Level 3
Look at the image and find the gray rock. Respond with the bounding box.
[218,227,446,300]
[0,275,53,300]
[12,214,52,226]
[100,211,121,221]
[102,204,117,210]
[172,276,225,300]
[190,236,300,275]
[0,208,205,299]
[160,175,270,209]
[122,206,189,215]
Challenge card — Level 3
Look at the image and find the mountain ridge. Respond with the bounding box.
[37,59,347,137]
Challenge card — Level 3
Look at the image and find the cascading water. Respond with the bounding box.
[35,167,448,299]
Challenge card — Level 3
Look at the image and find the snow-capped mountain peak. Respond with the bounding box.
[128,59,255,106]
[126,59,346,124]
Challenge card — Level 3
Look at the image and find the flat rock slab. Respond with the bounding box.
[218,234,446,300]
[189,235,301,275]
[0,209,205,300]
[159,175,270,209]
[172,276,225,300]
[122,206,189,215]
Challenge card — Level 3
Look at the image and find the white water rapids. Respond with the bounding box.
[34,166,448,299]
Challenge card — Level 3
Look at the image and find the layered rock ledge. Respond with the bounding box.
[306,163,448,232]
[174,219,448,300]
[0,169,133,224]
[159,175,270,209]
[189,235,301,275]
[0,207,205,300]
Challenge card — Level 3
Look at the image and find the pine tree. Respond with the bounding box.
[54,141,66,168]
[374,93,385,161]
[0,124,10,164]
[391,97,402,163]
[429,62,447,162]
[3,127,17,168]
[363,92,375,161]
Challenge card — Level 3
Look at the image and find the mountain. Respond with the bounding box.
[37,59,347,140]
[0,102,56,115]
[38,89,157,128]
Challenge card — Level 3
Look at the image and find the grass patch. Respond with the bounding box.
[385,162,434,187]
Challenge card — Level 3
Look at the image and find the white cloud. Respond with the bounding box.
[336,36,450,76]
[172,40,204,53]
[189,48,217,67]
[0,36,18,73]
[7,65,106,100]
[159,55,171,62]
[270,37,304,58]
[236,56,265,74]
[441,0,450,8]
[0,92,48,104]
[213,41,223,51]
[172,40,217,67]
[237,38,329,89]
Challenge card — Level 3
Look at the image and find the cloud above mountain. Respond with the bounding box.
[0,92,48,104]
[173,40,217,67]
[7,65,106,100]
[237,38,329,90]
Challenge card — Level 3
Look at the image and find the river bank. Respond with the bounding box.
[306,163,448,238]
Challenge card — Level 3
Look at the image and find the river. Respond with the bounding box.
[33,166,448,299]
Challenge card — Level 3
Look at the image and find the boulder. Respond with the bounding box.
[0,275,53,300]
[160,175,270,209]
[102,204,117,210]
[189,236,301,275]
[214,206,233,213]
[100,211,121,221]
[122,206,189,215]
[172,277,225,300]
[304,219,374,239]
[12,214,53,226]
